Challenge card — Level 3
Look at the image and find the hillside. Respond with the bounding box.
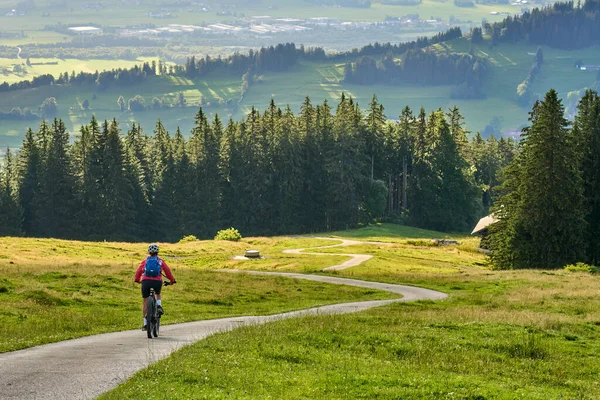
[1,35,599,149]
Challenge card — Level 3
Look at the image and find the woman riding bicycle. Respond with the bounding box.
[134,244,176,330]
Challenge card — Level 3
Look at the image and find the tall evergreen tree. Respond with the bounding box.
[491,90,586,269]
[103,120,137,239]
[573,90,600,265]
[37,119,78,238]
[18,128,42,236]
[365,95,386,181]
[0,148,22,235]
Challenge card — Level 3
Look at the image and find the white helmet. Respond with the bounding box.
[148,243,159,254]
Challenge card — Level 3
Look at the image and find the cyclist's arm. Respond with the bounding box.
[134,260,145,283]
[161,261,176,283]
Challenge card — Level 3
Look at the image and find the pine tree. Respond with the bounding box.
[0,148,22,236]
[396,106,415,212]
[491,90,586,269]
[103,120,136,240]
[71,118,99,236]
[273,105,303,233]
[434,113,481,231]
[128,123,154,205]
[408,108,438,229]
[18,128,42,236]
[37,119,78,238]
[298,97,328,232]
[573,90,600,265]
[364,95,386,181]
[219,119,238,230]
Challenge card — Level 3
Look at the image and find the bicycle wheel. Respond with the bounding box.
[146,297,155,339]
[153,317,160,338]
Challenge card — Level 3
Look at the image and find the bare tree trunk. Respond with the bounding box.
[388,174,392,212]
[371,153,374,182]
[396,174,401,213]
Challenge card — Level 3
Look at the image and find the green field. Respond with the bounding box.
[0,69,240,149]
[2,36,598,149]
[0,57,166,84]
[3,224,600,397]
[0,235,399,353]
[87,223,600,399]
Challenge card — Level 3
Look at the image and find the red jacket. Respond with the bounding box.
[134,257,176,283]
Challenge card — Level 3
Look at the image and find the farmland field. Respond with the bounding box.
[2,36,598,150]
[0,57,167,84]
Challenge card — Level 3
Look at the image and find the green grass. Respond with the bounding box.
[0,57,167,84]
[0,235,397,353]
[101,303,600,399]
[0,71,240,148]
[328,222,464,240]
[100,225,600,399]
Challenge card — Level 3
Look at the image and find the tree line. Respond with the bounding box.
[0,96,515,241]
[490,89,600,269]
[1,28,464,95]
[343,48,487,97]
[0,62,157,93]
[516,47,544,107]
[485,0,600,49]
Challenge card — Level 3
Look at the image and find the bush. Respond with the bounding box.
[564,262,599,274]
[179,234,199,243]
[215,228,242,242]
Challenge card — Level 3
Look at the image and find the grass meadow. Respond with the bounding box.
[0,57,166,84]
[0,235,398,353]
[97,224,600,399]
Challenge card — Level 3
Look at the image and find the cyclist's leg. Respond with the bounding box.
[142,297,149,317]
[153,282,164,314]
[141,281,152,327]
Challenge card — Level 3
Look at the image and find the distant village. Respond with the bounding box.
[65,14,456,40]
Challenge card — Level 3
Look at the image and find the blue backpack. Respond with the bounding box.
[144,256,162,277]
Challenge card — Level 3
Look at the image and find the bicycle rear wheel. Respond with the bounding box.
[153,317,160,337]
[146,297,155,339]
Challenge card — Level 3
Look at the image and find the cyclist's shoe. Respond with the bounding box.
[157,305,164,316]
[142,325,147,331]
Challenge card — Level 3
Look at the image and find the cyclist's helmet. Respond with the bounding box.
[148,243,159,254]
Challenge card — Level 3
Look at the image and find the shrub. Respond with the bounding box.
[179,234,199,243]
[564,262,599,274]
[215,227,242,242]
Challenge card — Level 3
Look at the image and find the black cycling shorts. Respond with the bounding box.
[141,280,162,298]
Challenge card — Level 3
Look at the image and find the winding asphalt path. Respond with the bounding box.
[0,239,447,400]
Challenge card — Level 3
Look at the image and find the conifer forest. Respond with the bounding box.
[2,89,600,271]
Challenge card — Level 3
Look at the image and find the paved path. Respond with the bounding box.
[283,237,393,271]
[0,239,446,400]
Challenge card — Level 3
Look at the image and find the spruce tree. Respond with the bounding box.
[434,113,481,231]
[18,128,42,236]
[0,148,22,236]
[491,90,586,269]
[365,95,385,181]
[37,119,78,238]
[103,120,136,239]
[574,90,600,265]
[298,97,328,232]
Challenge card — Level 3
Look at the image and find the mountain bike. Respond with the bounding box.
[146,281,171,339]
